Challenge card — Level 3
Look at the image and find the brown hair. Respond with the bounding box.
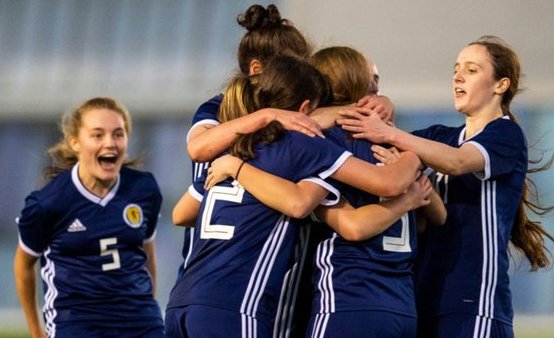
[471,35,554,270]
[224,55,330,160]
[43,97,135,181]
[236,4,311,75]
[311,46,372,105]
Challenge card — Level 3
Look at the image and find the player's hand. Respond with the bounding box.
[404,173,432,210]
[371,145,401,165]
[337,109,393,143]
[356,95,395,124]
[270,108,324,138]
[205,154,243,190]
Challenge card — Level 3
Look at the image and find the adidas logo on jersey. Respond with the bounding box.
[67,219,87,232]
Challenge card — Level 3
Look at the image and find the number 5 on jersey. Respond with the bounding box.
[100,237,121,271]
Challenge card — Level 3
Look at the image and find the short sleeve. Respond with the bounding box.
[466,119,526,180]
[186,94,223,143]
[17,194,49,256]
[288,134,352,181]
[145,189,163,241]
[285,134,351,205]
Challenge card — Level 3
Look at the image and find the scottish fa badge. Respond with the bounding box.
[123,204,143,228]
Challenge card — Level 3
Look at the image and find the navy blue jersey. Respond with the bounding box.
[413,116,527,325]
[187,94,223,141]
[177,94,223,278]
[17,164,163,333]
[188,94,223,182]
[167,131,351,324]
[310,126,418,318]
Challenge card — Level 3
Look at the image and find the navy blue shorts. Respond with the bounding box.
[417,314,514,338]
[165,305,273,338]
[53,321,164,338]
[306,311,416,338]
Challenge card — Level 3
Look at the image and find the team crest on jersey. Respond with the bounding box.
[123,204,143,228]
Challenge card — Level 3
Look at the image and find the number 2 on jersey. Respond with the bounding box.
[200,184,245,240]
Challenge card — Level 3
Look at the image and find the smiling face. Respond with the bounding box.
[69,108,128,192]
[452,44,505,117]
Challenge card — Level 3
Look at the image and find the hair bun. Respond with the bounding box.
[237,4,284,31]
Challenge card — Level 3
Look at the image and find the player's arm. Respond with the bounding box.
[205,155,331,219]
[14,245,45,338]
[143,241,157,297]
[331,151,421,197]
[206,151,421,205]
[172,190,201,227]
[317,173,431,241]
[371,143,447,231]
[337,111,484,175]
[415,185,447,233]
[187,108,323,163]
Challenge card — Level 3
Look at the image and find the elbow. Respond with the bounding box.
[339,224,373,242]
[433,210,448,226]
[340,230,367,242]
[287,200,315,219]
[172,214,185,227]
[438,157,470,176]
[440,163,463,176]
[380,180,409,198]
[336,218,374,242]
[438,212,447,226]
[172,210,192,227]
[288,205,312,219]
[186,143,205,163]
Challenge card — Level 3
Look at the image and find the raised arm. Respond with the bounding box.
[14,246,45,338]
[187,108,323,162]
[337,111,484,175]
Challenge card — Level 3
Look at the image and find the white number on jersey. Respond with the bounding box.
[435,172,449,204]
[382,213,412,253]
[200,183,245,240]
[100,237,121,271]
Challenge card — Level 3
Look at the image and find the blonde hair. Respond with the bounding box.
[311,46,372,105]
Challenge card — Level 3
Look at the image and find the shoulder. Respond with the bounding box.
[190,94,223,128]
[32,170,73,204]
[283,131,343,150]
[324,126,349,145]
[195,94,223,114]
[475,116,526,147]
[21,171,72,218]
[487,116,525,136]
[412,124,463,139]
[324,125,348,138]
[120,167,161,192]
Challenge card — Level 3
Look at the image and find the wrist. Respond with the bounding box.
[235,160,246,180]
[386,125,398,144]
[260,108,276,124]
